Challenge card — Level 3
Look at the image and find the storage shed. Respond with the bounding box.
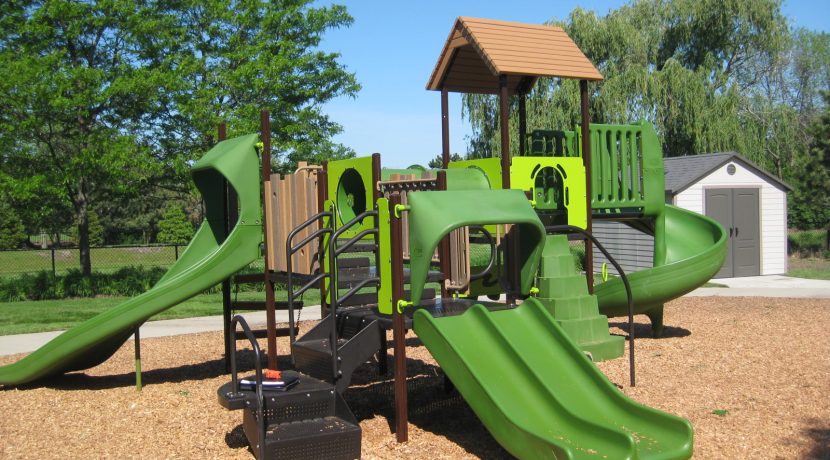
[593,152,791,278]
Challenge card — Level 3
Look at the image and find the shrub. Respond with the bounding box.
[788,229,828,257]
[0,266,167,302]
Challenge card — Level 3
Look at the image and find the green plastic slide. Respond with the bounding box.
[414,298,693,460]
[0,134,263,386]
[595,205,728,318]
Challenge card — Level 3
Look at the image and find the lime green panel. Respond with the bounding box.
[327,156,375,236]
[376,197,393,315]
[428,167,492,190]
[510,156,588,229]
[595,204,727,317]
[0,135,263,385]
[413,300,693,459]
[406,189,545,304]
[448,158,503,190]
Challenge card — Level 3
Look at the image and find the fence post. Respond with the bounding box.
[51,248,56,276]
[174,244,179,260]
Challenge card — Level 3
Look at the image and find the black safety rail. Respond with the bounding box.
[286,211,333,347]
[326,210,380,380]
[227,315,267,460]
[545,225,637,387]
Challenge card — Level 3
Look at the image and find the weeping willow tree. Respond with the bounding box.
[463,1,821,166]
[462,0,829,228]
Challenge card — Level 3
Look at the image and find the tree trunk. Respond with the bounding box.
[75,181,92,277]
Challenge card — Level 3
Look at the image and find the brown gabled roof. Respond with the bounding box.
[427,16,603,94]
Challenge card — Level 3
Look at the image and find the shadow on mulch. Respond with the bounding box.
[608,321,691,338]
[343,356,512,459]
[803,418,830,460]
[2,349,283,392]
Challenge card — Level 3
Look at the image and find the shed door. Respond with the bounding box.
[705,188,760,278]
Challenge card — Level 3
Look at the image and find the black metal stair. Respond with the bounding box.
[293,315,382,393]
[218,373,360,460]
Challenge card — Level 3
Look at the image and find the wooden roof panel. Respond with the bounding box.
[427,16,602,93]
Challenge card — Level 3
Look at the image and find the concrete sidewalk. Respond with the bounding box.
[686,275,830,298]
[0,306,321,357]
[1,275,828,357]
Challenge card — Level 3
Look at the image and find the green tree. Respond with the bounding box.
[0,200,26,249]
[0,1,359,275]
[789,92,830,229]
[157,205,194,244]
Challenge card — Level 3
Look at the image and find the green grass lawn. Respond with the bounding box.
[0,288,321,336]
[787,257,830,280]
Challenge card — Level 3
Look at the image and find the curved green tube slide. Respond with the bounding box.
[0,135,263,386]
[595,205,727,317]
[414,299,693,460]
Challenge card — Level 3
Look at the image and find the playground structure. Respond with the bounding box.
[0,17,729,460]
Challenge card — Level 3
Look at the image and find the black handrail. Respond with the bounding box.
[326,209,380,381]
[229,315,266,460]
[334,227,379,258]
[287,212,332,350]
[469,225,496,282]
[337,277,380,306]
[544,225,637,387]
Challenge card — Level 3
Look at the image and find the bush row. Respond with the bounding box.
[788,229,829,258]
[0,265,272,302]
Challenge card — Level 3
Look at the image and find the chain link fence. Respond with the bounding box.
[0,244,185,278]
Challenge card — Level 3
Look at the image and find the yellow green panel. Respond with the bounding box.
[376,197,392,315]
[511,156,588,229]
[327,156,375,237]
[448,158,503,190]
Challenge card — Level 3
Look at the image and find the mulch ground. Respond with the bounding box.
[1,296,828,459]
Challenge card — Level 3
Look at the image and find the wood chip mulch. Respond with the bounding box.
[1,296,828,459]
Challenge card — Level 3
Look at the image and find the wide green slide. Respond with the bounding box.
[595,205,728,318]
[414,299,693,460]
[0,134,262,386]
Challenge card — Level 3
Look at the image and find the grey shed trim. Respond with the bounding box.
[664,152,792,195]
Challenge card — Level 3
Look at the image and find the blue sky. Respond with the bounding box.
[314,1,829,168]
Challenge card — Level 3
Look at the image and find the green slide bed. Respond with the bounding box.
[0,134,262,386]
[414,299,693,459]
[595,205,728,318]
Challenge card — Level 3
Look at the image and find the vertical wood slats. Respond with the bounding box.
[267,162,319,274]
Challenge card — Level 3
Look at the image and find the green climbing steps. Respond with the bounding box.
[0,134,263,386]
[414,299,693,460]
[535,234,623,361]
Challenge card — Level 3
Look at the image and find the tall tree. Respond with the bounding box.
[0,1,360,275]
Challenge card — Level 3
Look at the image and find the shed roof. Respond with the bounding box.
[426,17,603,94]
[664,152,792,194]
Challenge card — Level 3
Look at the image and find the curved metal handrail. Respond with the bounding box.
[286,212,333,349]
[544,225,637,387]
[229,315,266,460]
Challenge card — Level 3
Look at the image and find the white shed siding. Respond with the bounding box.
[674,161,787,275]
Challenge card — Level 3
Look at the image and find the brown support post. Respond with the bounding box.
[318,161,329,319]
[219,123,234,372]
[389,194,408,442]
[260,110,278,369]
[441,88,450,168]
[519,94,527,156]
[499,75,511,189]
[580,80,594,293]
[437,171,450,299]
